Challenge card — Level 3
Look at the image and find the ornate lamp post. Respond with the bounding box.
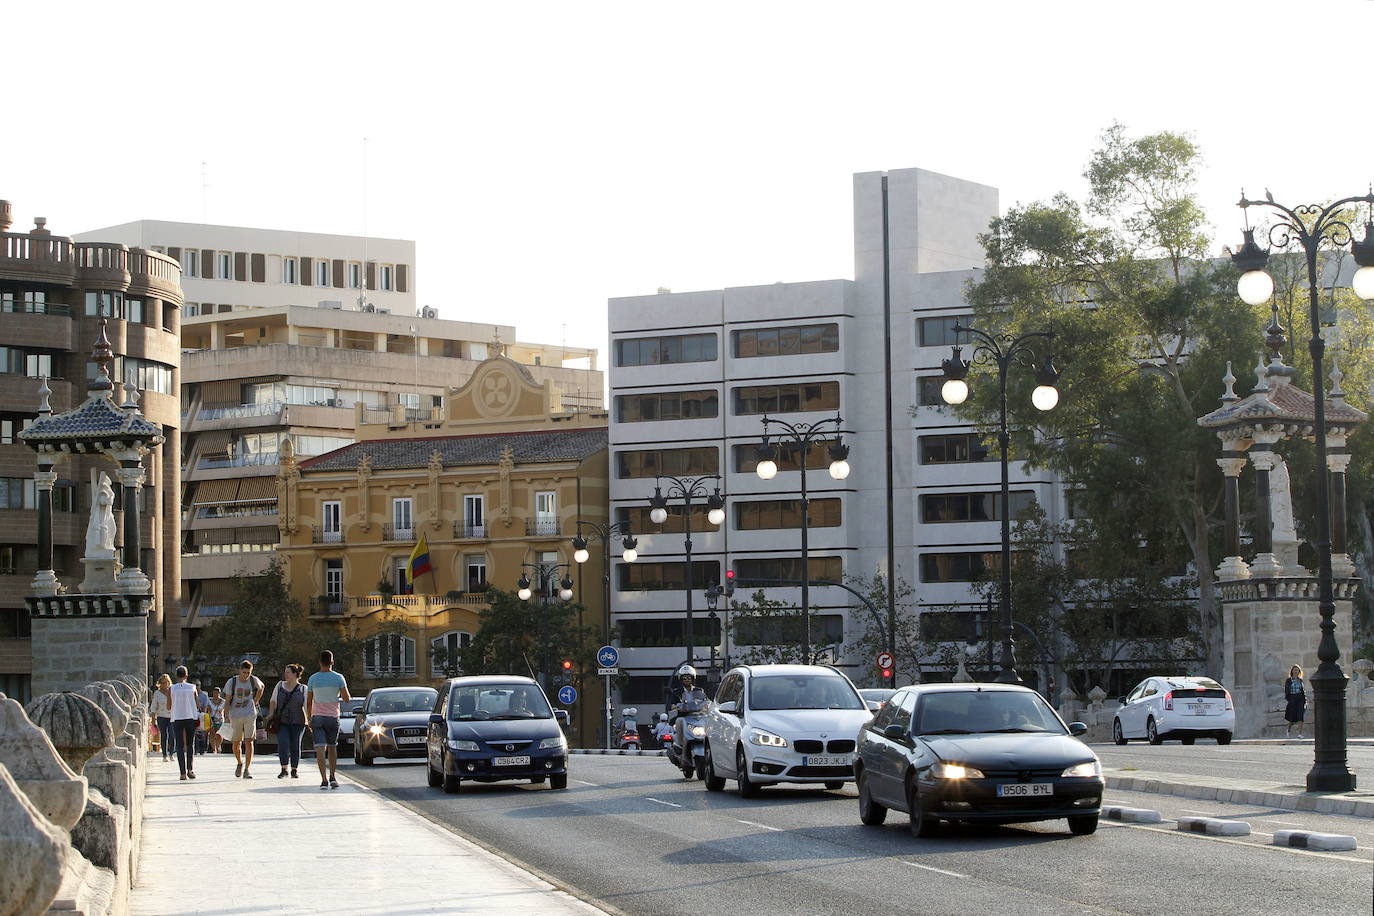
[572,520,637,747]
[1230,189,1374,793]
[940,325,1059,685]
[147,637,161,681]
[648,475,724,667]
[754,415,851,663]
[516,561,574,688]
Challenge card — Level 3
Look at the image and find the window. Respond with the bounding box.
[393,556,410,593]
[316,259,331,287]
[919,610,987,641]
[392,498,413,538]
[617,504,714,534]
[0,544,36,575]
[733,323,839,358]
[733,381,839,415]
[125,298,144,324]
[462,494,485,537]
[615,390,719,422]
[51,483,77,513]
[918,316,971,348]
[0,415,34,445]
[734,498,841,530]
[617,561,720,591]
[431,630,471,677]
[281,258,298,284]
[363,633,416,678]
[616,446,718,478]
[379,265,393,291]
[291,435,352,456]
[182,249,199,278]
[464,555,487,591]
[735,613,843,648]
[322,501,342,542]
[916,376,947,406]
[921,491,1036,523]
[325,559,343,600]
[533,491,557,535]
[217,252,233,279]
[2,291,53,314]
[619,617,722,648]
[920,433,993,464]
[733,556,843,583]
[2,348,54,378]
[348,262,362,289]
[920,551,1002,583]
[614,333,718,367]
[123,358,175,395]
[732,441,836,474]
[0,478,36,509]
[85,291,125,318]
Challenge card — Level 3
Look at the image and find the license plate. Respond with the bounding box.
[804,755,852,767]
[996,783,1053,797]
[492,756,531,766]
[394,735,426,745]
[1189,704,1209,715]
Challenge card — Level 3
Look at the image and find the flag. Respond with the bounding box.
[408,532,434,590]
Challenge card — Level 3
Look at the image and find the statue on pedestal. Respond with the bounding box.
[84,473,116,560]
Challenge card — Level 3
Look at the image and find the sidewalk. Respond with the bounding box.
[132,752,603,915]
[1103,766,1374,817]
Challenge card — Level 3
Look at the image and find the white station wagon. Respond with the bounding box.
[1113,676,1234,746]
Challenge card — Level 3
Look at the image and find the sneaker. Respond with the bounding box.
[243,770,253,779]
[188,771,196,779]
[180,773,187,780]
[290,769,299,778]
[278,769,288,779]
[235,763,242,778]
[329,779,339,789]
[320,780,329,790]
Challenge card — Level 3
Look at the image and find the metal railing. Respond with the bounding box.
[454,521,488,539]
[526,518,561,536]
[313,527,344,544]
[382,524,415,542]
[197,453,280,469]
[0,299,70,316]
[197,401,284,421]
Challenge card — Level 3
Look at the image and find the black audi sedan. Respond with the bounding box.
[425,676,569,793]
[354,687,438,765]
[854,684,1102,836]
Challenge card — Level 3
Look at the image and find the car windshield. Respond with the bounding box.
[915,690,1065,735]
[748,675,864,711]
[449,685,553,721]
[367,690,437,713]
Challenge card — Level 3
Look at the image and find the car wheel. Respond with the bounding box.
[824,781,845,791]
[857,770,887,826]
[441,755,461,794]
[704,746,725,792]
[736,747,761,798]
[1068,814,1099,835]
[426,758,441,788]
[549,773,568,790]
[1181,736,1195,746]
[1112,719,1127,746]
[906,779,939,838]
[1217,732,1232,746]
[1147,718,1162,745]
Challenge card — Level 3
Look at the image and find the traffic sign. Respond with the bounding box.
[598,667,619,677]
[557,685,578,705]
[876,652,894,670]
[597,645,620,667]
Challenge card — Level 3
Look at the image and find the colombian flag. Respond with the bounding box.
[408,532,434,591]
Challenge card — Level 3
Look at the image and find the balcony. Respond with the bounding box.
[1,299,71,316]
[197,401,284,422]
[382,524,415,542]
[311,598,347,617]
[1,232,74,284]
[313,527,345,544]
[197,453,280,470]
[453,521,488,539]
[525,518,561,536]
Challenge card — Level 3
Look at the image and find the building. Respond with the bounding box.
[74,220,601,651]
[606,168,1065,701]
[0,200,183,701]
[276,352,609,739]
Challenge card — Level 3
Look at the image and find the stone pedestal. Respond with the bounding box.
[84,747,132,810]
[25,605,148,698]
[79,557,121,595]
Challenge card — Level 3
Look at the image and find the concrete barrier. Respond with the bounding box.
[1176,816,1250,836]
[1272,830,1357,852]
[1102,805,1163,824]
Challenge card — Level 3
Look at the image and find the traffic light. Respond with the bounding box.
[561,659,573,672]
[723,569,736,598]
[881,666,893,684]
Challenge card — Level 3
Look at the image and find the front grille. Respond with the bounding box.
[392,727,426,739]
[788,764,853,778]
[980,768,1063,780]
[827,739,855,754]
[483,740,532,752]
[794,740,824,754]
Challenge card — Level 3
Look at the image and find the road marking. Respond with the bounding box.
[1270,820,1305,827]
[902,861,969,879]
[736,819,783,832]
[1180,809,1212,815]
[644,797,682,808]
[573,779,600,787]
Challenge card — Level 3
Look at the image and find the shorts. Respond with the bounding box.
[310,715,340,748]
[228,718,256,741]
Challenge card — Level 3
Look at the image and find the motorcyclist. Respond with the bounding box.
[666,664,705,756]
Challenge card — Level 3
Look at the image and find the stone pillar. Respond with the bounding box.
[1215,455,1249,581]
[1328,452,1356,579]
[115,463,151,595]
[1248,448,1281,578]
[32,464,60,596]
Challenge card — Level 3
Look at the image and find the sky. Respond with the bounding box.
[6,0,1374,359]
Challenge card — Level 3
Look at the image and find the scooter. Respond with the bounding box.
[654,713,674,750]
[664,688,709,780]
[618,707,641,751]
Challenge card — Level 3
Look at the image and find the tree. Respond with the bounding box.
[460,588,597,682]
[839,573,953,687]
[727,590,831,666]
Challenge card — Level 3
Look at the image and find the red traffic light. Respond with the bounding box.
[881,668,892,680]
[561,659,573,671]
[725,570,735,579]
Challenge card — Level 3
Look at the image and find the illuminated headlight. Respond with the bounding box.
[448,740,480,752]
[1061,761,1101,778]
[748,729,787,748]
[538,736,566,750]
[688,725,706,739]
[930,762,984,780]
[367,724,385,736]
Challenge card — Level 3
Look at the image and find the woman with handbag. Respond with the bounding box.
[207,688,226,755]
[268,664,308,778]
[151,674,174,762]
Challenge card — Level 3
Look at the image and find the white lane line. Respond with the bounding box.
[1180,809,1213,815]
[572,779,600,787]
[645,797,683,808]
[736,819,783,832]
[903,861,969,879]
[1270,820,1305,827]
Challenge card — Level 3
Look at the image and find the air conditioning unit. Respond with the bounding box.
[317,300,343,310]
[420,306,438,319]
[362,303,376,313]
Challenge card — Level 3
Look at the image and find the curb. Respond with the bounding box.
[1102,805,1162,824]
[1176,816,1250,836]
[1273,830,1357,851]
[1105,774,1374,818]
[571,748,666,756]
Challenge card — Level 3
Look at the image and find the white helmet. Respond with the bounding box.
[676,664,697,679]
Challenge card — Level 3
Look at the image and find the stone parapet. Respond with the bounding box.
[27,617,147,698]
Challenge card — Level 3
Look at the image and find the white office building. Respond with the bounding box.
[607,167,1065,701]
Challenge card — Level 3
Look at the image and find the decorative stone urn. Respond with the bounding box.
[0,761,69,916]
[100,678,140,711]
[25,693,114,774]
[77,684,129,737]
[0,697,86,831]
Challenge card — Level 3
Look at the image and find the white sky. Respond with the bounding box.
[6,0,1374,357]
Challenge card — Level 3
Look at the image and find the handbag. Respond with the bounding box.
[265,683,299,734]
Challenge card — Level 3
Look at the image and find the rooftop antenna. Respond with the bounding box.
[359,137,370,311]
[200,161,209,223]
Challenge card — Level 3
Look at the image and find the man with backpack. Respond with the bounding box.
[223,660,264,779]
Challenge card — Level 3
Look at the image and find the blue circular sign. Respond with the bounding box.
[597,645,620,667]
[557,685,578,705]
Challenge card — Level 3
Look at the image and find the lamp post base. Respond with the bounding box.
[1306,666,1356,793]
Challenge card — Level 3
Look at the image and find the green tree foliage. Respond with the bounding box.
[459,588,597,682]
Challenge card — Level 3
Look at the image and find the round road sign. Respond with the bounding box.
[557,685,578,705]
[876,652,894,670]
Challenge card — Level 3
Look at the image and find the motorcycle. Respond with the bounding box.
[664,688,709,780]
[618,707,641,751]
[654,713,674,751]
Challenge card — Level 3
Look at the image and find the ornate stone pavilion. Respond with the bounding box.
[1198,313,1366,737]
[19,324,163,694]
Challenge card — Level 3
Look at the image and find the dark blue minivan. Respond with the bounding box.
[426,675,569,792]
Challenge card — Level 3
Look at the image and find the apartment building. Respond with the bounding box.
[75,220,602,649]
[606,168,1064,701]
[0,201,184,701]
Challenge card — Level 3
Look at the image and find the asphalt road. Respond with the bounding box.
[1095,741,1374,786]
[345,756,1374,916]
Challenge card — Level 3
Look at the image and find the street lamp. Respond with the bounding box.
[572,520,637,748]
[754,414,851,662]
[1230,189,1374,793]
[940,325,1059,685]
[647,474,723,668]
[517,560,575,687]
[147,637,161,680]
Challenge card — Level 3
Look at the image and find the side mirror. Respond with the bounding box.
[1068,722,1088,737]
[1117,697,1127,706]
[883,723,908,741]
[716,701,738,715]
[554,709,570,725]
[428,714,444,725]
[866,700,882,713]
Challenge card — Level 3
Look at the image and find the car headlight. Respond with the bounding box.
[930,762,985,779]
[748,729,788,748]
[538,736,566,750]
[448,740,480,752]
[688,725,706,738]
[367,724,385,736]
[1061,761,1101,778]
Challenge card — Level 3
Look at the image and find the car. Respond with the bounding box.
[855,683,1103,836]
[354,687,439,765]
[337,698,366,757]
[701,664,874,796]
[859,688,897,711]
[1113,676,1234,746]
[425,676,569,793]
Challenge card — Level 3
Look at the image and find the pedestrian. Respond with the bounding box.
[169,666,200,780]
[1284,664,1307,739]
[151,674,173,762]
[207,687,226,755]
[268,664,308,779]
[305,650,351,790]
[223,659,265,779]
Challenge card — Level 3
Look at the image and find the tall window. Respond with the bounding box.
[348,262,362,289]
[379,264,394,290]
[462,494,485,538]
[465,555,487,591]
[431,630,471,677]
[324,559,343,601]
[393,556,410,593]
[281,257,298,284]
[614,333,717,367]
[217,252,233,279]
[391,498,413,539]
[534,491,557,535]
[316,259,331,287]
[322,501,342,542]
[364,633,416,678]
[182,249,199,278]
[733,323,839,358]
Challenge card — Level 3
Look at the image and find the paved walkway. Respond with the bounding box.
[132,752,603,915]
